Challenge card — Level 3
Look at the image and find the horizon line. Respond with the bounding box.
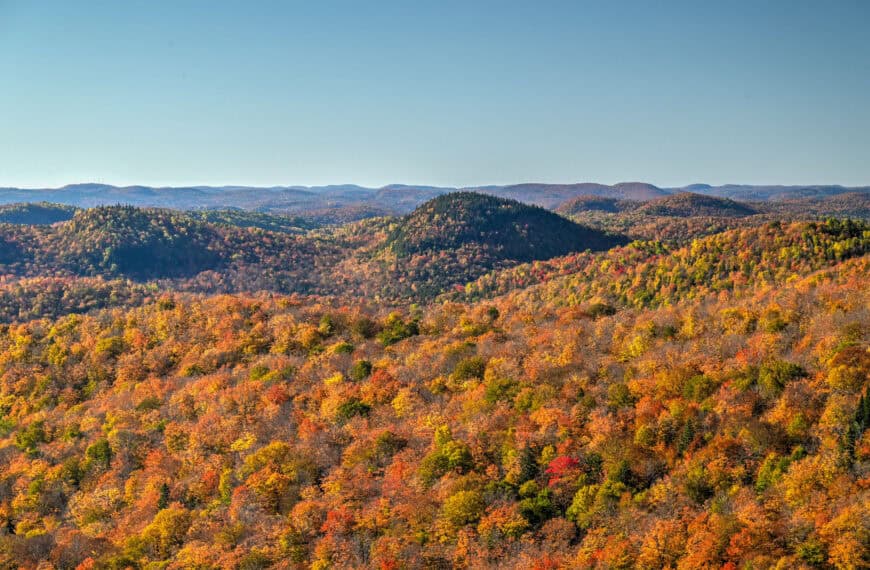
[3,180,869,192]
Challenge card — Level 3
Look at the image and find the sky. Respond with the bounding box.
[1,0,869,189]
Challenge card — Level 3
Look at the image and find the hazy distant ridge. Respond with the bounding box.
[0,182,866,215]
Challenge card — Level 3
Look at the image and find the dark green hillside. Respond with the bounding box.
[637,192,757,217]
[0,205,372,296]
[386,192,626,261]
[556,195,638,215]
[50,206,223,278]
[0,202,77,224]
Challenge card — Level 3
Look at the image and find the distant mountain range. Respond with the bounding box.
[0,182,866,219]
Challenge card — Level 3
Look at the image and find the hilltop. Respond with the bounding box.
[472,182,667,207]
[445,218,870,306]
[771,191,870,219]
[50,206,224,279]
[556,193,758,219]
[556,196,638,216]
[385,192,626,261]
[635,192,757,217]
[0,199,630,305]
[0,202,76,225]
[0,206,341,290]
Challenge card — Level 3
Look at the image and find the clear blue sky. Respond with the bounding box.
[1,0,868,188]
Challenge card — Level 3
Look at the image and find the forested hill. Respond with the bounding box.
[445,218,870,308]
[0,199,631,307]
[0,202,76,225]
[555,193,759,220]
[385,192,626,261]
[0,207,867,316]
[634,192,758,217]
[556,196,636,216]
[51,206,225,279]
[0,206,345,289]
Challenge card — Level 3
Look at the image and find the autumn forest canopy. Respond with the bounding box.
[0,188,867,569]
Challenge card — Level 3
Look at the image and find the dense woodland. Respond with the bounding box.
[0,195,627,304]
[0,203,76,226]
[556,192,870,244]
[0,191,867,569]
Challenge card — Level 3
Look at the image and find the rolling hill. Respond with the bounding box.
[386,192,627,261]
[770,191,870,219]
[0,199,630,304]
[0,202,77,225]
[50,206,225,279]
[635,192,757,217]
[673,183,870,201]
[0,206,338,288]
[556,196,638,216]
[472,182,668,207]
